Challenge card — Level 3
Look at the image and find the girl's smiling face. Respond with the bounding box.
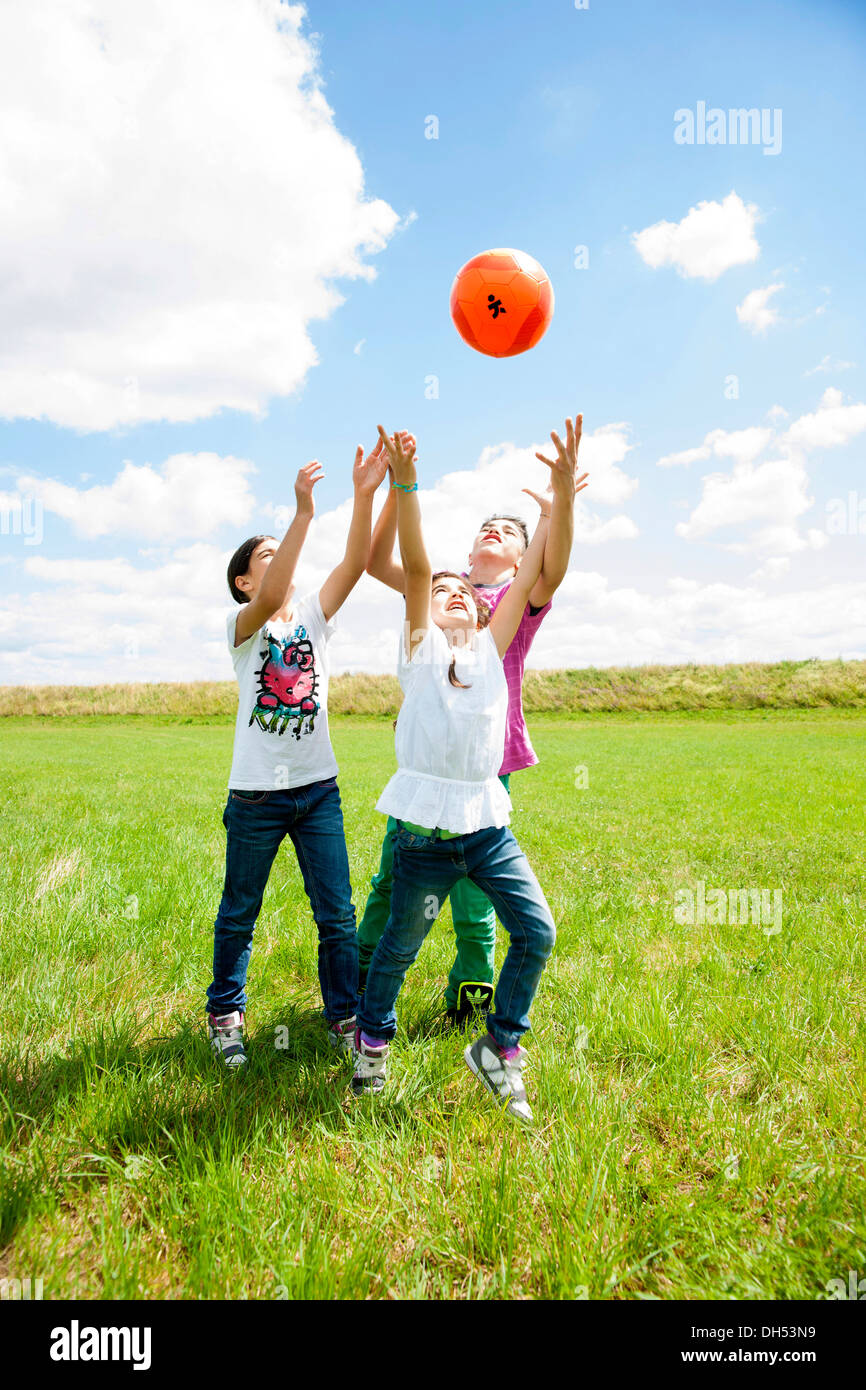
[468,517,525,574]
[431,573,479,636]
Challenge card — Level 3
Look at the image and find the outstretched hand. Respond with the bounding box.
[533,413,588,503]
[294,459,325,513]
[353,436,392,494]
[376,424,417,483]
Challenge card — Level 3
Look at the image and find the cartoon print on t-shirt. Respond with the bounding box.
[249,626,319,738]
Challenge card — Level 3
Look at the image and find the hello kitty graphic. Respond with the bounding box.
[249,625,319,738]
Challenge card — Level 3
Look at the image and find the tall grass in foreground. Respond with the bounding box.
[0,712,864,1299]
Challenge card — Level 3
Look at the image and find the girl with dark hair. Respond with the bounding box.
[353,428,568,1123]
[206,442,390,1068]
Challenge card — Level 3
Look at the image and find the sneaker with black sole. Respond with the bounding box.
[327,1015,357,1058]
[350,1029,388,1096]
[464,1031,532,1125]
[207,1009,247,1068]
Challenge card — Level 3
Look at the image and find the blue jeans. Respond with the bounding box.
[358,823,555,1051]
[207,776,359,1021]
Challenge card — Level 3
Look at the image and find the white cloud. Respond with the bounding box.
[632,192,760,281]
[675,453,814,548]
[517,572,866,668]
[6,400,865,684]
[736,282,784,334]
[5,547,864,685]
[749,556,790,581]
[656,445,711,469]
[669,387,866,555]
[706,427,775,464]
[804,355,855,376]
[1,421,644,682]
[0,0,400,431]
[16,453,256,540]
[656,427,772,469]
[783,387,866,451]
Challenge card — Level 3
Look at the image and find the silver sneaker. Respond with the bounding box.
[350,1030,388,1096]
[464,1032,533,1124]
[207,1010,247,1068]
[327,1015,357,1058]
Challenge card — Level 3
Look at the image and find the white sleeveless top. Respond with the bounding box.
[375,621,512,834]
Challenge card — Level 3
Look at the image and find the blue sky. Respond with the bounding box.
[1,0,864,681]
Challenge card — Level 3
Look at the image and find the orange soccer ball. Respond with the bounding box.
[449,248,554,357]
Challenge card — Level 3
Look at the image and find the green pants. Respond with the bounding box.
[356,774,511,1009]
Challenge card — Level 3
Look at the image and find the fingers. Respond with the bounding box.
[377,426,416,474]
[550,429,568,466]
[535,451,555,468]
[376,424,397,459]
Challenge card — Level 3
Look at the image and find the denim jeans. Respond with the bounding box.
[357,822,555,1051]
[356,775,511,1007]
[207,776,358,1021]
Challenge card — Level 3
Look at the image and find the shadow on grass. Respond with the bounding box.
[0,992,485,1245]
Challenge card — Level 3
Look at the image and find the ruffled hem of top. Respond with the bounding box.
[375,769,511,835]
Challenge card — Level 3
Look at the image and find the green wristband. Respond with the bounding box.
[391,481,418,493]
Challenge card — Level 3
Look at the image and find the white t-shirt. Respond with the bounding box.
[225,592,339,792]
[375,622,512,834]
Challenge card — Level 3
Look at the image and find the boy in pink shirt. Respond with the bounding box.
[357,414,588,1024]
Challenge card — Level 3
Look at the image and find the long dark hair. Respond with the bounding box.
[227,535,269,604]
[431,570,491,689]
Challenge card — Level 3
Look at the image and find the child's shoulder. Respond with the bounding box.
[293,590,333,642]
[225,608,258,654]
[400,621,448,666]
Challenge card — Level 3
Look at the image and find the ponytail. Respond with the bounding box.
[447,654,471,689]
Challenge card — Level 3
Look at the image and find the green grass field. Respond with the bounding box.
[1,711,864,1299]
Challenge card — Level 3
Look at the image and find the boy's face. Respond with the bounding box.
[468,517,524,575]
[431,574,479,637]
[236,538,295,607]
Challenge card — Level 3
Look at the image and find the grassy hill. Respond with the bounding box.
[1,658,865,718]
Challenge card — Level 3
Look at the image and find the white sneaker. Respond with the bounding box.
[464,1032,532,1124]
[350,1030,388,1096]
[207,1010,247,1068]
[327,1015,357,1058]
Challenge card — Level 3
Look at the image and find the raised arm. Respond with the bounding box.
[367,432,415,594]
[368,477,407,594]
[376,425,427,660]
[318,440,390,622]
[488,429,583,657]
[234,461,320,645]
[526,413,588,608]
[487,509,548,658]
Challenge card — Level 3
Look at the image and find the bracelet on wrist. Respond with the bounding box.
[391,480,418,493]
